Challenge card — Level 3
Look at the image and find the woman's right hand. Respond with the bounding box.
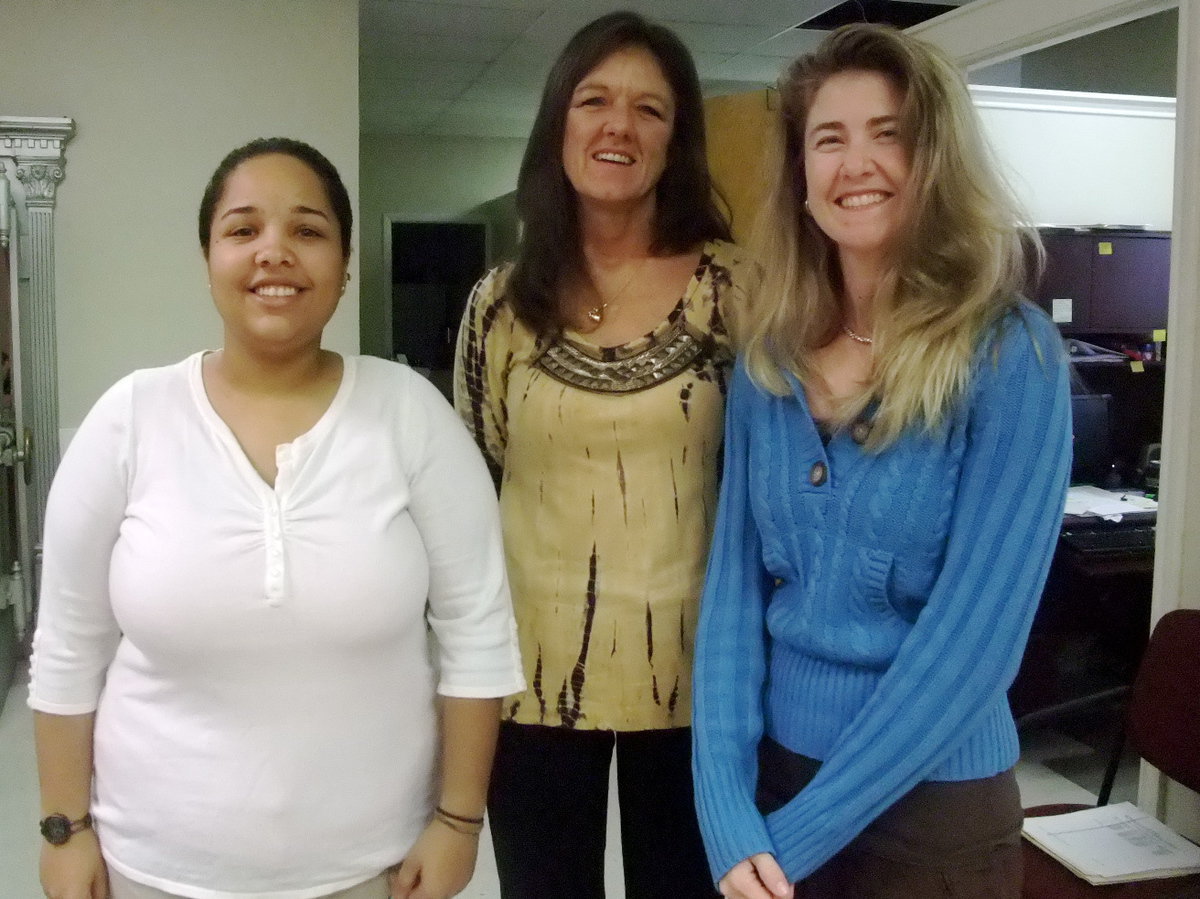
[40,831,108,899]
[719,853,794,899]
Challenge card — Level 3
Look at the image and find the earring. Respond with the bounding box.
[803,198,812,215]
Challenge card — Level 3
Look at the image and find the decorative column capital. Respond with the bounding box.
[0,116,75,209]
[14,162,66,206]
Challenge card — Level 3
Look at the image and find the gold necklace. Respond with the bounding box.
[585,256,647,326]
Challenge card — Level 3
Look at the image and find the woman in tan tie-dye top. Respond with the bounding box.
[452,12,755,898]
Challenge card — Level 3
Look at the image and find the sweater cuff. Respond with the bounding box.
[764,794,844,884]
[696,767,777,882]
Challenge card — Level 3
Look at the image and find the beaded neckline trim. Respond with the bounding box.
[534,312,715,395]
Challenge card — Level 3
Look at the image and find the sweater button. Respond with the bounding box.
[809,461,828,487]
[851,420,872,445]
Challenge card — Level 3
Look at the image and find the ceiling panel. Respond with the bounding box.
[361,27,508,61]
[753,27,832,57]
[361,95,449,134]
[708,54,790,85]
[360,0,973,137]
[363,55,487,87]
[624,0,833,27]
[361,1,542,39]
[660,20,789,54]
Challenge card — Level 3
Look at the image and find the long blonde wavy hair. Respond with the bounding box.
[742,24,1040,449]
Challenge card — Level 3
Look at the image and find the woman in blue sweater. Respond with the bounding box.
[692,24,1071,899]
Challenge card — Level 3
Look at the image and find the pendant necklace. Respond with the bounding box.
[586,256,647,326]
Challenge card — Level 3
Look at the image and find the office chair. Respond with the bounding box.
[1021,608,1200,897]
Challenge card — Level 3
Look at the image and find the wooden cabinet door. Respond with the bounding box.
[1035,232,1095,330]
[1034,230,1171,334]
[1089,234,1170,333]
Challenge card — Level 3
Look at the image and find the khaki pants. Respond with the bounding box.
[107,867,390,899]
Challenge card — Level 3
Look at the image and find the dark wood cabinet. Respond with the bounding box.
[1030,229,1170,334]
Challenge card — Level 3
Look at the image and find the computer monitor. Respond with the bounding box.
[1071,393,1113,484]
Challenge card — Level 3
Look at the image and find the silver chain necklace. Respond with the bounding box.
[842,324,874,345]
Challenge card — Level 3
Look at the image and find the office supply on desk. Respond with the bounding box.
[1066,338,1128,362]
[1021,609,1200,897]
[1064,485,1157,520]
[1061,487,1157,561]
[1023,803,1200,886]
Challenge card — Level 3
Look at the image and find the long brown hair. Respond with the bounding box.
[508,11,730,336]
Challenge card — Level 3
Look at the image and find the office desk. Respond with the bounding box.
[1059,511,1155,576]
[1010,511,1155,721]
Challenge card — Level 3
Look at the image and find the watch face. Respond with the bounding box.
[40,815,73,846]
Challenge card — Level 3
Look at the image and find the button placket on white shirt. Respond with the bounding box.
[263,444,292,607]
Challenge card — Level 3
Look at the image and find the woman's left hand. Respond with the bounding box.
[388,821,479,899]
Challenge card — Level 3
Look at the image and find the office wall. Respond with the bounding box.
[972,87,1175,228]
[1020,9,1177,96]
[0,0,359,439]
[359,134,526,358]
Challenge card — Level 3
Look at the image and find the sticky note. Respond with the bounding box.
[1052,298,1073,323]
[1098,242,1113,255]
[1153,329,1167,342]
[1131,360,1145,373]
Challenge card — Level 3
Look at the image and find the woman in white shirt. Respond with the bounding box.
[29,137,523,899]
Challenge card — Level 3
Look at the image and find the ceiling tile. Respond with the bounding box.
[359,0,974,140]
[361,95,448,136]
[360,28,508,62]
[391,0,554,8]
[362,75,469,104]
[360,1,541,39]
[626,0,831,27]
[710,54,788,83]
[362,55,486,87]
[455,78,542,106]
[753,28,829,58]
[659,20,784,54]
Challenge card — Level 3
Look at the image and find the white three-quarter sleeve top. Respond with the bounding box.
[29,353,524,899]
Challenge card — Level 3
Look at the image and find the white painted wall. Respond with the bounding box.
[359,134,526,357]
[0,0,359,438]
[972,86,1175,228]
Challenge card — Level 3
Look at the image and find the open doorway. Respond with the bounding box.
[385,218,489,399]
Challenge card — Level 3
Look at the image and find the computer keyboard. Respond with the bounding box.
[1061,525,1156,557]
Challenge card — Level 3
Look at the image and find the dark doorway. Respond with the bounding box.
[389,221,488,381]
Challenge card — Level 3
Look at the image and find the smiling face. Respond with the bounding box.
[205,153,347,356]
[561,45,676,215]
[803,69,912,276]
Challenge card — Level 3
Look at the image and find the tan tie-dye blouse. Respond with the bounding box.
[454,239,753,731]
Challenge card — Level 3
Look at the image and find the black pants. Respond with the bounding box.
[487,721,719,899]
[756,737,1023,898]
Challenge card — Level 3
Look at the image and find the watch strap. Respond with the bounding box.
[39,812,94,845]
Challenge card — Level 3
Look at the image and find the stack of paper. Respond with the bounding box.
[1023,802,1200,885]
[1064,485,1158,521]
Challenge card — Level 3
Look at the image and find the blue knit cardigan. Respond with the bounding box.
[692,304,1071,883]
